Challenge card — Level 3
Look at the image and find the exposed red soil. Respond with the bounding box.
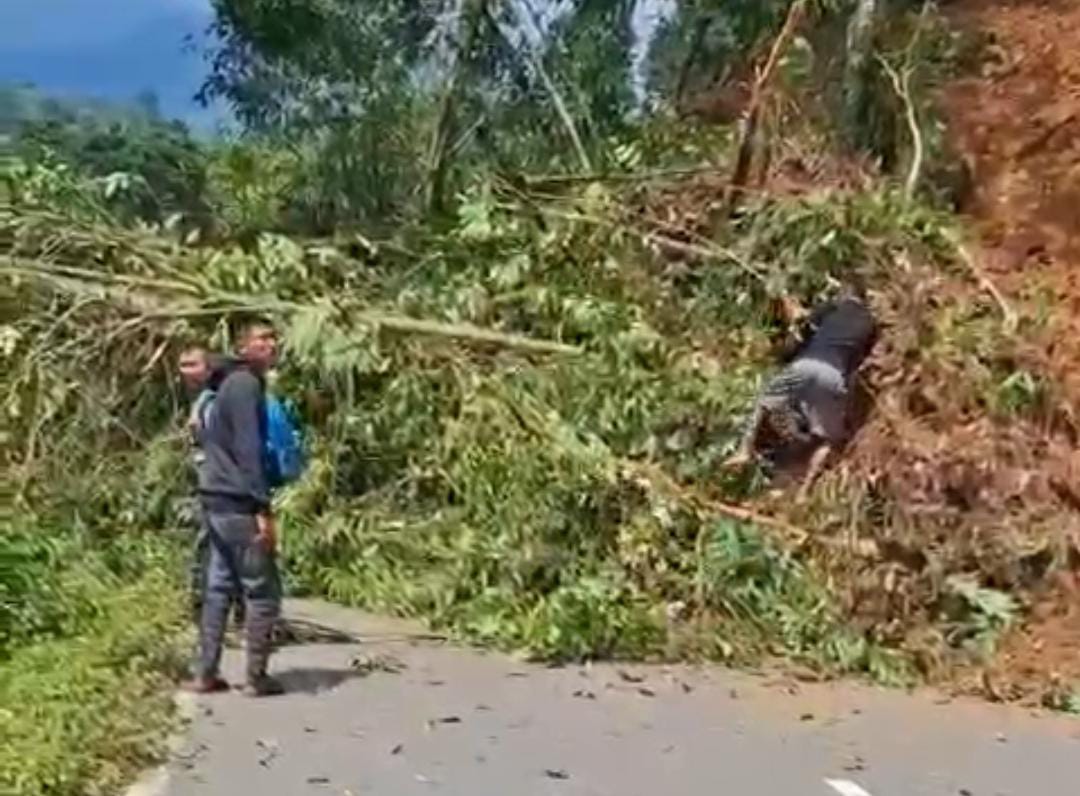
[942,0,1080,694]
[944,0,1080,393]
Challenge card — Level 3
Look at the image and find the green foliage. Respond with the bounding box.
[845,2,962,183]
[4,140,957,673]
[1042,686,1080,715]
[648,0,794,102]
[0,299,190,794]
[0,553,186,796]
[241,177,949,670]
[0,83,161,139]
[941,576,1018,661]
[0,0,1035,789]
[3,88,211,229]
[205,140,299,237]
[0,509,187,796]
[991,369,1047,419]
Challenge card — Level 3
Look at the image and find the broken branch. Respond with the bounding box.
[726,0,807,215]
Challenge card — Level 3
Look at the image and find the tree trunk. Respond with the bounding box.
[842,0,878,148]
[725,0,806,216]
[674,15,713,111]
[503,0,593,173]
[424,0,485,215]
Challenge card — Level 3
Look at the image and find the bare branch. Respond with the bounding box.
[726,0,807,216]
[877,56,923,201]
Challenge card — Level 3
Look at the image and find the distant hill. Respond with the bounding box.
[0,0,220,130]
[0,83,166,142]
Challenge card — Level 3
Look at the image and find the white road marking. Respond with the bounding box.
[825,778,874,796]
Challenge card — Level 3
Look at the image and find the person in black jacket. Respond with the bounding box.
[186,317,284,697]
[725,292,878,498]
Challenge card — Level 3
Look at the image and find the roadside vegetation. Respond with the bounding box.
[3,1,1078,793]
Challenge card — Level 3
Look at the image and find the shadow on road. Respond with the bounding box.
[274,618,358,647]
[274,666,360,695]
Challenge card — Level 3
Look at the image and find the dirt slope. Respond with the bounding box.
[943,0,1080,701]
[945,0,1080,390]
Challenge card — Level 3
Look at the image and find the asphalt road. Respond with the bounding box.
[150,600,1080,796]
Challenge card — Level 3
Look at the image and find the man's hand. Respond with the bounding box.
[255,512,277,553]
[722,450,754,471]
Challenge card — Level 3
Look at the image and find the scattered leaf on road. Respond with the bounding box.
[544,769,570,780]
[425,715,462,732]
[350,653,406,676]
[572,689,596,700]
[638,687,656,697]
[617,670,645,684]
[255,738,280,768]
[391,744,404,756]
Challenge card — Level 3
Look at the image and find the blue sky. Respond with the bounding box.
[0,0,675,128]
[0,0,218,127]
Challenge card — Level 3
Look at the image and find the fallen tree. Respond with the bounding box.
[7,152,1077,704]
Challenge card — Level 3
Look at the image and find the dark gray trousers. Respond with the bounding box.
[196,512,282,683]
[190,513,245,628]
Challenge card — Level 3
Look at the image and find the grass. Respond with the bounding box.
[0,519,188,796]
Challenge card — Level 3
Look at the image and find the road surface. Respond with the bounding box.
[147,599,1079,796]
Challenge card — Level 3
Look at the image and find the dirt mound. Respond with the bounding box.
[944,0,1080,391]
[652,1,1080,698]
[986,582,1080,704]
[942,0,1080,697]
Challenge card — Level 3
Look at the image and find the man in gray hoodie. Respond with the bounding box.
[186,317,283,697]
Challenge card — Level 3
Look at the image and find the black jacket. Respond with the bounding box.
[197,360,270,514]
[783,298,878,376]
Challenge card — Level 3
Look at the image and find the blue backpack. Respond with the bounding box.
[194,389,306,488]
[263,395,306,487]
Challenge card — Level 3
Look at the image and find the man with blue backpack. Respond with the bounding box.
[185,317,305,697]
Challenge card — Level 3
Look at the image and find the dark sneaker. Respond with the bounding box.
[243,675,285,698]
[183,676,230,694]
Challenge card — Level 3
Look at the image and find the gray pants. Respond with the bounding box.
[756,357,851,445]
[196,513,282,683]
[190,516,245,628]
